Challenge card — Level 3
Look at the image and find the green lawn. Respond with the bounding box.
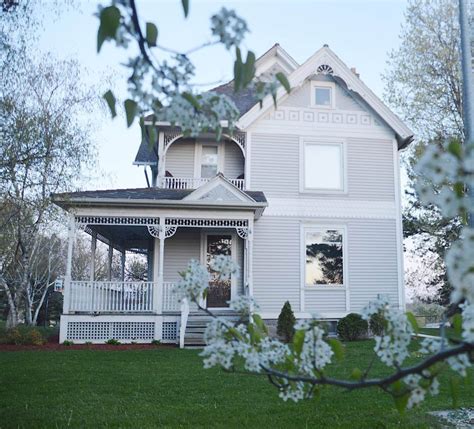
[1,341,472,428]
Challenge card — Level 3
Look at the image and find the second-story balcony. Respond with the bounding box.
[158,176,245,190]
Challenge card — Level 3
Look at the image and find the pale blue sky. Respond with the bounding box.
[39,0,408,190]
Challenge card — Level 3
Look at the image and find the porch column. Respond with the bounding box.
[107,245,113,281]
[63,214,75,314]
[120,250,126,281]
[89,231,97,281]
[247,219,254,300]
[156,131,165,187]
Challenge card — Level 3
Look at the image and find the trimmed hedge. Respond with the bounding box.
[336,313,368,341]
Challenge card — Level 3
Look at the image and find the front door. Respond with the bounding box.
[205,234,233,308]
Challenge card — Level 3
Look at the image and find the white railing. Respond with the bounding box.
[160,177,245,190]
[69,281,154,313]
[162,282,181,312]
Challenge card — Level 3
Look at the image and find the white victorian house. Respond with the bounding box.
[53,44,413,346]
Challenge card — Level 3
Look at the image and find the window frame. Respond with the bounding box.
[311,81,335,109]
[194,142,225,179]
[301,224,348,289]
[300,139,347,194]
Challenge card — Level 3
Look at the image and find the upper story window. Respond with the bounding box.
[305,227,345,287]
[311,81,335,108]
[302,141,345,192]
[200,145,219,178]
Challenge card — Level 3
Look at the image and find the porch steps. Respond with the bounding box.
[183,311,240,347]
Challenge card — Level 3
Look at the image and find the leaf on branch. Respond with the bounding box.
[233,47,243,92]
[242,51,256,88]
[182,92,201,111]
[181,0,189,18]
[252,314,268,335]
[97,6,121,53]
[350,367,362,381]
[147,125,157,149]
[447,140,462,159]
[103,90,117,118]
[452,313,463,336]
[406,311,420,334]
[393,392,410,415]
[146,22,158,47]
[276,72,291,94]
[124,99,138,127]
[292,329,305,355]
[327,338,345,362]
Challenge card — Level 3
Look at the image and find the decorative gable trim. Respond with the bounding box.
[183,174,256,203]
[238,46,413,148]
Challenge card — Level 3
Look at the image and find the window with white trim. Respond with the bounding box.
[200,145,218,178]
[305,228,344,286]
[311,81,335,108]
[303,142,344,191]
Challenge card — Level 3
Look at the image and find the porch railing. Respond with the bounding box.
[68,280,182,313]
[162,282,181,312]
[159,176,245,190]
[69,281,154,313]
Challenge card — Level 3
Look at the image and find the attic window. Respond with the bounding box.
[317,64,333,75]
[311,81,335,108]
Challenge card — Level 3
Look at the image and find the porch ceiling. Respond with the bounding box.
[88,224,151,252]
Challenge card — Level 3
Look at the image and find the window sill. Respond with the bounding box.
[303,286,346,290]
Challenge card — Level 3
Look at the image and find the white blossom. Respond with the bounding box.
[447,353,471,377]
[229,295,259,315]
[210,8,249,49]
[209,255,240,280]
[174,259,210,302]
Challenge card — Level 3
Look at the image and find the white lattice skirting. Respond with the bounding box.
[60,315,178,344]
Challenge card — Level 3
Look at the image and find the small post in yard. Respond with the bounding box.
[459,0,474,227]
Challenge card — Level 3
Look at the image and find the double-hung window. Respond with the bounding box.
[304,228,345,287]
[303,142,345,191]
[200,145,219,178]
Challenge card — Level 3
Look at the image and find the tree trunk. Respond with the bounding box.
[3,284,19,328]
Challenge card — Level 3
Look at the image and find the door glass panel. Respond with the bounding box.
[206,235,232,308]
[201,146,218,178]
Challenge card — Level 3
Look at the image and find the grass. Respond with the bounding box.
[0,341,472,428]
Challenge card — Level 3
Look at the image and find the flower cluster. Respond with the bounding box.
[174,259,210,302]
[404,373,439,409]
[362,296,413,366]
[229,295,259,315]
[209,254,240,280]
[210,8,249,49]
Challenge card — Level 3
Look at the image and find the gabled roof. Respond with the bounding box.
[135,43,413,166]
[236,44,413,149]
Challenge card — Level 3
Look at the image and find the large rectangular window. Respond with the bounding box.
[303,143,344,191]
[305,228,344,286]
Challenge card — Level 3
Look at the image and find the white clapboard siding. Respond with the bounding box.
[250,134,394,201]
[251,133,300,198]
[347,218,399,311]
[165,140,195,177]
[224,141,244,179]
[252,216,400,315]
[304,289,346,313]
[253,216,301,312]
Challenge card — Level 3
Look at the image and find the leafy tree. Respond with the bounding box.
[383,0,464,304]
[277,301,296,343]
[0,2,98,326]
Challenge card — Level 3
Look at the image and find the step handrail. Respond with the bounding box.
[179,297,190,348]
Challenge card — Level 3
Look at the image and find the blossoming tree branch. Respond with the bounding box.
[97,0,474,413]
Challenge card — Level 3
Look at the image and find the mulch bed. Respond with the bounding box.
[0,343,177,352]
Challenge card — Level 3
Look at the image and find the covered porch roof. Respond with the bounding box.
[52,176,267,251]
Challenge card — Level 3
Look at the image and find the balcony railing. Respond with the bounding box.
[159,177,245,190]
[68,280,181,313]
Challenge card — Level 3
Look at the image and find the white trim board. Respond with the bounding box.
[264,198,397,219]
